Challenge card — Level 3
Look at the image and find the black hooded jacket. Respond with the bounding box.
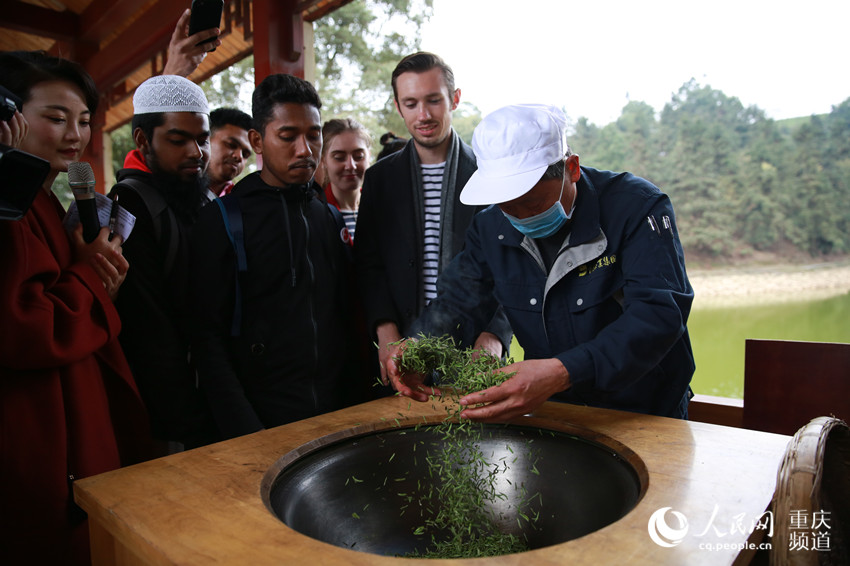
[189,172,367,439]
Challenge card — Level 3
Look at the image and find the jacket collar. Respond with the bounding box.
[567,169,601,246]
[234,171,320,202]
[123,149,152,173]
[324,183,361,209]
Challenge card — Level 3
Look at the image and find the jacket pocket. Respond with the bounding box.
[563,271,625,345]
[492,279,547,357]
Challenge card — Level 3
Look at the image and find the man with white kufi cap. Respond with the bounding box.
[108,74,218,454]
[386,104,695,422]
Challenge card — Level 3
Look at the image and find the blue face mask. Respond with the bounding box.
[503,175,570,239]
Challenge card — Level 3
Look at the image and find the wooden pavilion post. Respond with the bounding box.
[252,0,308,81]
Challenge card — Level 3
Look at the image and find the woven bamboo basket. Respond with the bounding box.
[771,416,849,566]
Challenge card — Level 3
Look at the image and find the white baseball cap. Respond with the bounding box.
[460,104,568,205]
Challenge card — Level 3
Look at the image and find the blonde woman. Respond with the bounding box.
[320,118,372,242]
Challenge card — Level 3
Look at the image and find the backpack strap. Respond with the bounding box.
[214,196,248,337]
[110,177,179,278]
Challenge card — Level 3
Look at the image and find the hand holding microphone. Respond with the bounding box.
[67,161,129,300]
[69,222,129,301]
[68,161,99,243]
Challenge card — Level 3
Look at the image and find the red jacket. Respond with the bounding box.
[0,189,150,565]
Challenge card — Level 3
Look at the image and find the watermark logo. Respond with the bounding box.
[648,507,689,547]
[647,506,831,553]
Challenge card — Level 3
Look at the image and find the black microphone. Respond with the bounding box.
[68,161,100,243]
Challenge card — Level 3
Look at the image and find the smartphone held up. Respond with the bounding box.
[188,0,224,51]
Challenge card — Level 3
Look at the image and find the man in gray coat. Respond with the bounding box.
[355,52,511,382]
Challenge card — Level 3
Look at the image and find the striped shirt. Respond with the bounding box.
[421,162,445,303]
[339,209,357,241]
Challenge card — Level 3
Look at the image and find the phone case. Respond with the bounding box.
[188,0,224,48]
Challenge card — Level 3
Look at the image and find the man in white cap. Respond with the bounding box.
[387,104,695,421]
[109,74,218,453]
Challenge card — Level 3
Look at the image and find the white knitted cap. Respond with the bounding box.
[133,75,209,115]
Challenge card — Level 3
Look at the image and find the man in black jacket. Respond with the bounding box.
[189,74,367,440]
[111,74,218,451]
[355,52,512,383]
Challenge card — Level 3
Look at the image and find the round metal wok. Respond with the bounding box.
[262,421,644,556]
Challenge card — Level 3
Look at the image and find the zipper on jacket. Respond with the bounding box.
[299,198,320,411]
[277,193,297,287]
[528,231,608,350]
[517,238,554,346]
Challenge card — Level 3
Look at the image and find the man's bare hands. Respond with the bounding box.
[458,358,570,422]
[375,321,403,385]
[472,331,503,359]
[384,339,442,402]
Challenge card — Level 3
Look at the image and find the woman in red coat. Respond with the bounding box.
[0,51,150,565]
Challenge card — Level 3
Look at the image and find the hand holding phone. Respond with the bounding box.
[188,0,224,51]
[0,85,22,122]
[163,9,221,76]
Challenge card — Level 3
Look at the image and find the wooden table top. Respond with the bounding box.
[75,397,790,565]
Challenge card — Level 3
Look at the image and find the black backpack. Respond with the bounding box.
[109,177,180,278]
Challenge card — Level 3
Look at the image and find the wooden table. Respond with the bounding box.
[75,397,790,565]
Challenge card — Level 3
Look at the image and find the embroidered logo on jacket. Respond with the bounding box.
[578,254,617,277]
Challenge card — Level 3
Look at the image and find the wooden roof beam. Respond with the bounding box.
[298,0,356,23]
[79,0,153,45]
[0,1,79,42]
[82,0,186,90]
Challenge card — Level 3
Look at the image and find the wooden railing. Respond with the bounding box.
[688,339,850,435]
[689,393,743,428]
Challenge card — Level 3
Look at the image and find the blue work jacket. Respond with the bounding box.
[409,167,695,418]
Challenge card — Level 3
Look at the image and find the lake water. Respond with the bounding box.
[688,292,850,398]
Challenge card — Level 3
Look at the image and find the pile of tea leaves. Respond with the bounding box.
[393,334,541,559]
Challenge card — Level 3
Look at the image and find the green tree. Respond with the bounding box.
[791,113,849,255]
[735,116,794,251]
[569,102,658,180]
[587,122,629,172]
[200,57,254,113]
[825,99,850,253]
[111,123,134,180]
[654,81,761,256]
[569,116,600,158]
[570,81,850,261]
[312,0,434,138]
[612,101,658,180]
[450,102,482,145]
